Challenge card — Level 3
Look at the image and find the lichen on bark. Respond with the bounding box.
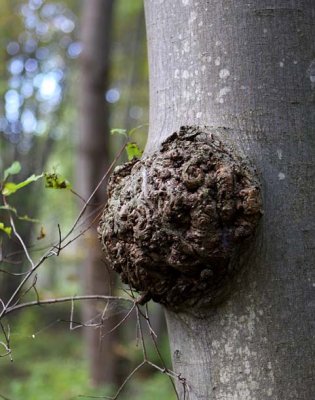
[99,126,262,310]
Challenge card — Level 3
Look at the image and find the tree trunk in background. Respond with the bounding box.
[79,0,118,386]
[144,1,314,399]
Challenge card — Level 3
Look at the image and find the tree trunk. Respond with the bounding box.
[78,0,118,386]
[144,1,315,399]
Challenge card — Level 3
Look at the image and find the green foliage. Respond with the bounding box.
[0,221,11,237]
[0,161,42,236]
[0,163,72,234]
[3,161,21,181]
[44,172,72,190]
[111,125,145,160]
[125,142,143,161]
[2,173,43,196]
[1,161,43,197]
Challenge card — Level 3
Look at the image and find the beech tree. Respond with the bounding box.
[99,0,315,399]
[144,1,315,398]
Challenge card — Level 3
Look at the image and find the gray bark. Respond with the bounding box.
[78,0,118,386]
[144,1,315,399]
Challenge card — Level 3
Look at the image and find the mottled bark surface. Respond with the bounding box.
[144,0,315,399]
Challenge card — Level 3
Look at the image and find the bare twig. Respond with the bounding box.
[0,322,11,360]
[3,197,35,270]
[0,299,5,314]
[0,140,190,400]
[78,361,146,400]
[144,305,179,398]
[0,142,127,319]
[102,303,136,337]
[5,295,133,316]
[61,142,127,244]
[0,268,31,276]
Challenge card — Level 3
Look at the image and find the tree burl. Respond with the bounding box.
[99,126,262,311]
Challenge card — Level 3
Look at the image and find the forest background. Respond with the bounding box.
[0,1,174,399]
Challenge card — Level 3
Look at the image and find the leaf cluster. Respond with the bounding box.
[111,125,146,161]
[0,161,71,237]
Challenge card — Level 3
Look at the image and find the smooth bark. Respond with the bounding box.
[78,0,118,386]
[144,1,315,399]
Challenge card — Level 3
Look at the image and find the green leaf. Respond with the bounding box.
[3,161,21,181]
[0,205,39,223]
[125,142,143,161]
[0,222,12,237]
[2,174,43,196]
[44,173,71,189]
[110,128,128,138]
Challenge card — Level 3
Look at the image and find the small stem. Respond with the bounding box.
[5,295,133,316]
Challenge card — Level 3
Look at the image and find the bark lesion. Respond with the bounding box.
[99,126,262,311]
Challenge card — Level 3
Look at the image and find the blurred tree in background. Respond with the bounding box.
[78,0,118,387]
[0,0,80,301]
[0,1,173,399]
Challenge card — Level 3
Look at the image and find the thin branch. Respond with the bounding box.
[8,213,35,269]
[0,142,126,317]
[5,295,133,316]
[32,319,63,337]
[17,274,38,304]
[0,142,190,400]
[79,361,146,400]
[2,196,35,269]
[0,341,11,358]
[144,305,179,399]
[61,142,127,244]
[54,205,103,254]
[0,299,5,314]
[70,297,75,330]
[102,303,136,337]
[0,212,95,319]
[0,322,11,360]
[0,268,31,276]
[136,304,148,359]
[70,188,88,204]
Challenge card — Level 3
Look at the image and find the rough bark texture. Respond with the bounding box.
[144,0,315,399]
[99,126,262,310]
[78,0,118,386]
